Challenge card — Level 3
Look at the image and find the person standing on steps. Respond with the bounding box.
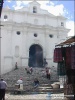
[0,78,7,100]
[46,67,49,79]
[15,62,18,70]
[48,68,51,80]
[46,67,51,80]
[43,58,48,67]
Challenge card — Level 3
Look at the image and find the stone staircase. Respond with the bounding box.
[1,67,62,94]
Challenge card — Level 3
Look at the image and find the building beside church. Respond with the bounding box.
[1,1,70,74]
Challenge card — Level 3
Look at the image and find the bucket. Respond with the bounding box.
[51,84,60,89]
[20,84,23,90]
[15,84,20,89]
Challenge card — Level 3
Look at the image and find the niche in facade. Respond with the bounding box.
[15,46,19,57]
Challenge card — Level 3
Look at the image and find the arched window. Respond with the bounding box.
[33,6,37,13]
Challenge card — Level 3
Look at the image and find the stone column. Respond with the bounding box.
[22,30,27,57]
[7,30,12,56]
[21,28,29,67]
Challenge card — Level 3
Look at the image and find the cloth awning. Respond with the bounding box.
[56,36,75,46]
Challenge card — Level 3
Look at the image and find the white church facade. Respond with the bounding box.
[1,1,70,74]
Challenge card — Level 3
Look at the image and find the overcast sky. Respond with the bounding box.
[3,0,75,36]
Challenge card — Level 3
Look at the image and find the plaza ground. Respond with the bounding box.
[5,93,64,100]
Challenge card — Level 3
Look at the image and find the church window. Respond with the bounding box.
[4,15,8,21]
[34,33,37,37]
[33,6,37,13]
[16,31,20,35]
[49,34,53,38]
[61,22,64,26]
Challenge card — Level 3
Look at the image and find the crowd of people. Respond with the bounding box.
[0,60,51,99]
[15,65,51,91]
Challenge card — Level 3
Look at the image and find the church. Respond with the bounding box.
[1,1,70,74]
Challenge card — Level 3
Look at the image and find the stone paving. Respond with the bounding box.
[5,93,64,100]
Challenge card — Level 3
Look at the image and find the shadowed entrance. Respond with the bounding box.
[29,44,43,67]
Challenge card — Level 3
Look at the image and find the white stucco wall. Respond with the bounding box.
[0,1,70,74]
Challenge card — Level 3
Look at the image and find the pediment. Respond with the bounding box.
[29,1,40,6]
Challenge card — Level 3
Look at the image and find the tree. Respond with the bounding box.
[0,0,3,18]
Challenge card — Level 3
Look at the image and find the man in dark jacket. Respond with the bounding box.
[0,78,7,100]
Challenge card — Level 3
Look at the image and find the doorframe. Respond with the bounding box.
[28,44,43,67]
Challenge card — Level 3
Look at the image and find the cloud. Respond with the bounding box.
[49,1,55,6]
[7,0,11,3]
[12,1,22,10]
[13,1,32,10]
[36,1,64,16]
[12,5,23,10]
[46,5,64,16]
[66,21,75,36]
[21,1,32,5]
[36,1,74,36]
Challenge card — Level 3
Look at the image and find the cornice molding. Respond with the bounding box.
[4,56,13,58]
[57,26,70,33]
[1,21,70,32]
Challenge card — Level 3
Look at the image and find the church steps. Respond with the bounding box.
[1,67,59,93]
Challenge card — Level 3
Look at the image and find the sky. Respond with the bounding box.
[3,0,75,36]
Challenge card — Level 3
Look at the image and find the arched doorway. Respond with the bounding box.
[29,44,43,67]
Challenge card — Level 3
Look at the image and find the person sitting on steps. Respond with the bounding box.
[34,78,39,88]
[30,67,33,74]
[25,68,31,74]
[25,67,33,74]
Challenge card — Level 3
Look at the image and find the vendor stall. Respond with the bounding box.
[54,36,75,100]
